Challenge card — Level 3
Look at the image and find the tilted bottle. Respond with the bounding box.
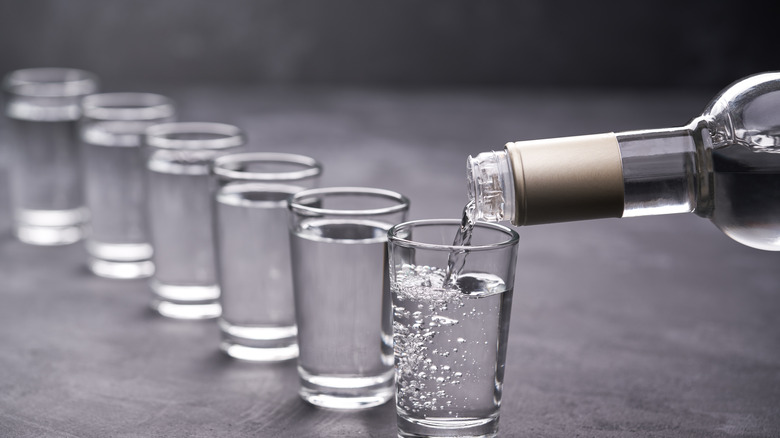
[467,72,780,251]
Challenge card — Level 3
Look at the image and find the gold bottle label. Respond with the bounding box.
[505,133,624,226]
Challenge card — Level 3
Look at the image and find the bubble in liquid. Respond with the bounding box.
[431,315,458,326]
[393,265,509,417]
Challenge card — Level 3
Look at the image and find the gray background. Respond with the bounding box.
[1,2,779,437]
[1,0,777,90]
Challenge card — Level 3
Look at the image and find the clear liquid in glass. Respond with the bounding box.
[147,151,220,319]
[82,122,153,278]
[711,144,780,251]
[393,265,512,438]
[443,201,476,285]
[7,106,86,245]
[216,184,301,361]
[290,218,395,409]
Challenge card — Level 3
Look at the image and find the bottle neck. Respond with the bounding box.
[468,121,714,226]
[618,119,713,219]
[467,150,516,223]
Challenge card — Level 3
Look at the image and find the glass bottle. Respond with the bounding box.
[467,72,780,251]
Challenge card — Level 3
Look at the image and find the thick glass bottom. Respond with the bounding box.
[16,224,82,245]
[14,208,87,246]
[89,258,154,279]
[86,241,154,279]
[298,367,394,410]
[396,410,499,438]
[219,319,298,362]
[220,341,298,362]
[150,280,221,320]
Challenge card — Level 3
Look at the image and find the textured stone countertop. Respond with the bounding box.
[0,87,777,437]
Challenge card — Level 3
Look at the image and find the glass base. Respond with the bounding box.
[16,224,82,245]
[220,341,299,362]
[89,258,154,279]
[150,279,221,320]
[397,411,499,438]
[298,366,394,410]
[86,241,154,279]
[219,319,298,362]
[14,207,86,246]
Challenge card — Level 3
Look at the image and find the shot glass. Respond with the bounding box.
[387,219,519,438]
[80,93,176,279]
[289,187,410,409]
[213,152,322,361]
[3,68,98,245]
[145,122,245,319]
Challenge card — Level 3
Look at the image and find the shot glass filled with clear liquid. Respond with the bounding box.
[387,219,519,438]
[145,122,245,319]
[288,187,410,410]
[80,93,176,279]
[3,68,98,245]
[212,152,322,361]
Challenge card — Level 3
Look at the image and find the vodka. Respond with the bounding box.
[711,144,780,251]
[147,152,220,315]
[145,122,244,319]
[3,68,97,245]
[468,72,780,251]
[7,113,86,244]
[216,184,302,361]
[443,201,476,285]
[393,265,513,437]
[79,93,174,278]
[291,218,395,407]
[83,132,148,244]
[82,123,153,277]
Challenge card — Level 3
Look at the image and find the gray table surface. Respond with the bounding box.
[0,87,778,438]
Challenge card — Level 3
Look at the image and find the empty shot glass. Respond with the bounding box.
[387,219,519,438]
[145,122,245,319]
[213,152,322,361]
[289,187,410,409]
[80,93,176,279]
[3,68,98,245]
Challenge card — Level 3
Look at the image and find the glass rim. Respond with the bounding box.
[145,122,245,150]
[81,92,175,121]
[3,67,98,97]
[388,218,519,251]
[289,187,410,216]
[212,152,322,181]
